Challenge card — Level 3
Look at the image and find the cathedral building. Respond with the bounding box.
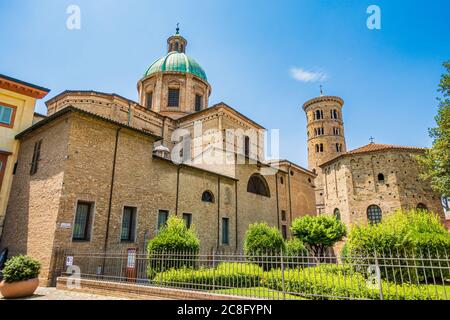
[0,30,316,286]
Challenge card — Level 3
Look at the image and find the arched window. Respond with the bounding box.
[320,144,324,152]
[334,208,341,221]
[367,205,382,224]
[202,191,214,203]
[174,42,179,52]
[377,173,385,182]
[247,174,270,197]
[417,203,428,211]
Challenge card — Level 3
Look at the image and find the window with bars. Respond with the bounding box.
[168,89,180,107]
[73,202,93,241]
[121,206,137,242]
[0,105,14,126]
[157,210,169,230]
[146,92,153,109]
[183,213,192,229]
[30,140,42,175]
[222,218,229,245]
[367,205,382,224]
[195,94,202,111]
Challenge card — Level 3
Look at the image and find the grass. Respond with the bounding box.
[212,287,307,300]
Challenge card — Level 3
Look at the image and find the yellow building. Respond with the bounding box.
[0,74,49,237]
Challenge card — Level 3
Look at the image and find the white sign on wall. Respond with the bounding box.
[66,256,74,267]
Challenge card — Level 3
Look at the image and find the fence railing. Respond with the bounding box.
[59,248,450,300]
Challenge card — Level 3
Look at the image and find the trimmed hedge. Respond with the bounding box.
[152,263,263,290]
[346,210,450,283]
[261,265,441,300]
[147,216,200,278]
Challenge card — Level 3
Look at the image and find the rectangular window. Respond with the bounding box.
[121,206,137,242]
[73,202,93,241]
[244,136,250,157]
[221,218,229,245]
[30,140,42,175]
[157,210,169,230]
[146,92,153,109]
[183,213,192,229]
[0,105,14,126]
[195,94,202,112]
[282,225,288,240]
[281,210,287,221]
[168,89,180,107]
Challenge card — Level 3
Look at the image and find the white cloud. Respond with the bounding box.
[290,67,328,83]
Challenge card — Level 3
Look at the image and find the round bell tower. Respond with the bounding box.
[303,93,347,214]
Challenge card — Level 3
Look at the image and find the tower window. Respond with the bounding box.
[195,94,202,111]
[146,92,153,109]
[331,109,339,120]
[174,42,179,52]
[334,208,341,221]
[333,127,341,135]
[168,89,180,107]
[320,144,324,152]
[315,110,324,120]
[377,173,385,182]
[336,143,343,152]
[30,140,42,175]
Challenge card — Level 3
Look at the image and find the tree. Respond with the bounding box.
[291,215,346,257]
[417,61,450,198]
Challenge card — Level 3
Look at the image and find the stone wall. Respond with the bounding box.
[322,149,444,226]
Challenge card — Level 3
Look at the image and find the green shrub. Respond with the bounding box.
[147,216,200,278]
[244,223,285,255]
[284,239,309,268]
[346,210,450,283]
[243,222,286,270]
[261,265,440,300]
[153,262,264,290]
[291,215,347,257]
[2,255,41,283]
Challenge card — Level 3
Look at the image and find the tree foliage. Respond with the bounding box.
[417,61,450,198]
[244,222,285,255]
[291,215,346,256]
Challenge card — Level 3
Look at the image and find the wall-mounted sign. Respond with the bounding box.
[127,249,137,268]
[66,256,74,267]
[60,223,72,229]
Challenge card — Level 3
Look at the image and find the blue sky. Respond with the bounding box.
[1,0,449,167]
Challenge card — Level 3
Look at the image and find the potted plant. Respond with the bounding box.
[0,255,41,299]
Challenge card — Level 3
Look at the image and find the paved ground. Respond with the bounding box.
[1,287,129,300]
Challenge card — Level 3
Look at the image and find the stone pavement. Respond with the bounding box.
[1,287,129,300]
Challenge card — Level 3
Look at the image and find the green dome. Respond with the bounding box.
[144,51,207,81]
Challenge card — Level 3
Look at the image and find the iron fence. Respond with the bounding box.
[59,248,450,300]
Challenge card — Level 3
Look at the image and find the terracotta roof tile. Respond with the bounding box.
[319,143,427,167]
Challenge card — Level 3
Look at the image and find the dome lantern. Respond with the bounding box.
[167,24,187,53]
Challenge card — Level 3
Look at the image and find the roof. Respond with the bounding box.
[45,90,170,121]
[16,106,162,141]
[303,95,344,111]
[270,159,317,177]
[0,74,50,99]
[143,51,207,81]
[319,143,427,167]
[178,102,266,130]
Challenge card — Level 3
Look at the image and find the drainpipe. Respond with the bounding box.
[175,166,181,216]
[287,164,293,224]
[235,180,238,251]
[102,127,121,272]
[275,172,280,230]
[217,177,221,248]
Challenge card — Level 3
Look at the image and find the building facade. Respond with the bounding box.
[0,31,317,286]
[0,74,49,237]
[303,95,445,225]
